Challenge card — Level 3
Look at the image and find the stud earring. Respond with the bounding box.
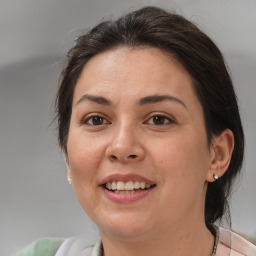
[213,173,219,180]
[67,177,72,184]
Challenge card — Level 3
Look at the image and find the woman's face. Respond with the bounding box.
[66,47,215,240]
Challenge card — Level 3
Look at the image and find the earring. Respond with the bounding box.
[67,177,72,184]
[213,173,219,180]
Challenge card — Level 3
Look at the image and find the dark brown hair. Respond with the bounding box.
[56,6,244,224]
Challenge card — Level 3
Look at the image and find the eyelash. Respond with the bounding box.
[81,113,175,126]
[145,114,174,126]
[81,114,109,126]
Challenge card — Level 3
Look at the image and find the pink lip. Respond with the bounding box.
[100,186,156,203]
[99,173,156,203]
[99,173,155,185]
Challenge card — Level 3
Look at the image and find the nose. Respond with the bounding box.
[105,124,146,163]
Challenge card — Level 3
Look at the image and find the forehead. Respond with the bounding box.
[73,47,197,105]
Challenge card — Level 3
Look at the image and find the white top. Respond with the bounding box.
[55,227,256,256]
[55,237,102,256]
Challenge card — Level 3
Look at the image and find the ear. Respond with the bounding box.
[65,156,72,184]
[206,129,234,182]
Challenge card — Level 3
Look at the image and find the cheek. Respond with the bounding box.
[66,134,105,215]
[67,132,105,180]
[149,130,210,186]
[149,134,209,218]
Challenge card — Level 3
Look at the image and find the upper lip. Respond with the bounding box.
[99,173,156,186]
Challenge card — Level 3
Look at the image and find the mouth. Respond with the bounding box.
[103,180,156,193]
[100,174,156,202]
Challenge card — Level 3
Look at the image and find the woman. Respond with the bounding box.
[15,6,256,256]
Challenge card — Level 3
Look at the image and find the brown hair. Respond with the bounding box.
[56,6,244,224]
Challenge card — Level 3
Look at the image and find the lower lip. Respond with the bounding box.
[100,186,155,203]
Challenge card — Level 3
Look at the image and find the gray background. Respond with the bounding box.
[0,0,255,255]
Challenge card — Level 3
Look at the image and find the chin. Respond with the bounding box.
[97,212,153,240]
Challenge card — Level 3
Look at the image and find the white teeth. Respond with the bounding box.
[125,181,134,190]
[140,182,146,189]
[134,181,141,189]
[105,181,153,191]
[106,182,111,190]
[112,181,117,190]
[116,181,125,190]
[114,190,136,194]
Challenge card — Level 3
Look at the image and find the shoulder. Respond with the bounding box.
[217,227,256,255]
[14,237,101,256]
[248,232,256,245]
[13,238,64,256]
[55,237,102,256]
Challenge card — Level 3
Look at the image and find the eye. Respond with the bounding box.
[82,115,109,126]
[146,115,174,125]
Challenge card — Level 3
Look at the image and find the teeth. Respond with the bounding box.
[125,181,134,190]
[105,181,153,191]
[114,190,136,194]
[112,181,117,190]
[106,182,111,190]
[134,181,141,189]
[116,181,125,190]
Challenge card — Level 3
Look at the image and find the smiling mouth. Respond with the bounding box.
[103,181,156,193]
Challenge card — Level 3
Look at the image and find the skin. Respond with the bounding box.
[66,47,234,256]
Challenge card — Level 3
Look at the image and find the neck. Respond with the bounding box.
[100,221,215,256]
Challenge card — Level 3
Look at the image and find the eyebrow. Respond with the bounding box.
[76,94,112,106]
[138,94,186,108]
[75,94,186,108]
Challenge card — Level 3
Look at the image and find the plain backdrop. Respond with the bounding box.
[0,0,255,255]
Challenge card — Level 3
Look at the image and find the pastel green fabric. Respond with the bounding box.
[14,230,256,256]
[14,238,64,256]
[248,232,256,245]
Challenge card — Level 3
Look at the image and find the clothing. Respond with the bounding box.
[216,227,256,255]
[13,238,64,256]
[14,227,256,256]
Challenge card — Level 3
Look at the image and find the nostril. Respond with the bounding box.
[107,153,141,161]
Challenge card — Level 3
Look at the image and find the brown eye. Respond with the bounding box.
[83,115,108,126]
[147,115,173,125]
